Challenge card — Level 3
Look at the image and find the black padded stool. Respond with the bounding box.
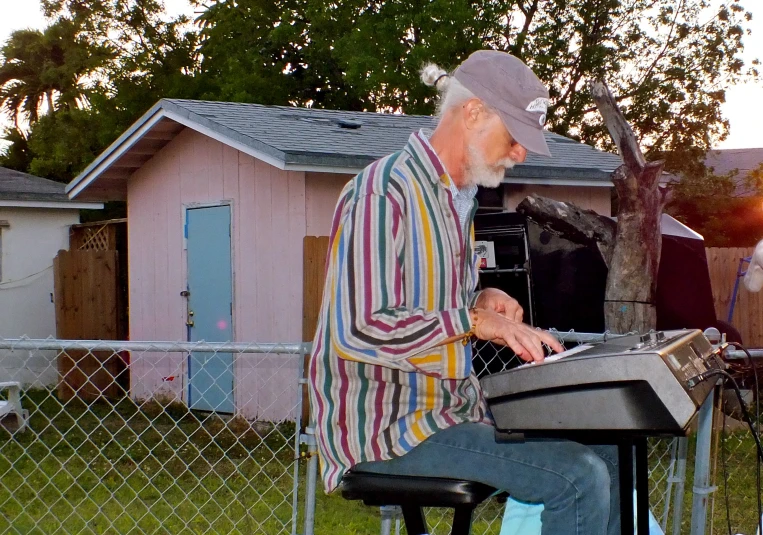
[340,470,498,535]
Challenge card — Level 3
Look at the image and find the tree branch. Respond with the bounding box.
[589,79,646,175]
[512,0,539,58]
[633,0,686,95]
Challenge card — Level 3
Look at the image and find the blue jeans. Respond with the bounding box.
[354,422,620,535]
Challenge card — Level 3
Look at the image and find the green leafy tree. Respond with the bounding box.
[26,104,119,182]
[193,0,757,178]
[2,0,758,191]
[0,0,200,181]
[42,0,201,118]
[0,127,32,170]
[193,0,366,109]
[0,20,109,128]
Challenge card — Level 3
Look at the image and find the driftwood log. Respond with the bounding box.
[590,80,666,334]
[516,194,617,268]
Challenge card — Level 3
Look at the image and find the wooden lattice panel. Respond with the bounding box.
[80,226,110,250]
[71,224,115,251]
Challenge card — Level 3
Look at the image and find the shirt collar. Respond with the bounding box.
[415,129,478,202]
[404,129,450,186]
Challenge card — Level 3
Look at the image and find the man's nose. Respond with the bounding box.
[509,144,528,163]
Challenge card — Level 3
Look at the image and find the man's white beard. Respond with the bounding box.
[465,144,516,188]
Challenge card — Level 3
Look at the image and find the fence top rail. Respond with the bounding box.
[724,349,763,359]
[0,338,310,354]
[0,333,621,353]
[3,333,752,357]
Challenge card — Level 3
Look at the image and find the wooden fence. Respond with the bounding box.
[706,247,762,347]
[301,236,330,429]
[53,249,128,400]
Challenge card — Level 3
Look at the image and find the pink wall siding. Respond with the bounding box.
[504,184,612,216]
[305,172,351,236]
[127,128,305,419]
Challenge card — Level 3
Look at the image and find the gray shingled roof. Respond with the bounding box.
[0,167,73,203]
[705,148,763,196]
[164,99,623,182]
[69,98,626,200]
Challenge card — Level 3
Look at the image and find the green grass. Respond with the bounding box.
[1,389,761,534]
[0,390,297,534]
[712,432,762,535]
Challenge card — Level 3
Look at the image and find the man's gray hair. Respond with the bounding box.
[420,63,479,119]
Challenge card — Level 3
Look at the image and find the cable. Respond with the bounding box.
[699,368,763,535]
[0,264,53,289]
[700,370,763,458]
[720,387,732,535]
[727,342,761,535]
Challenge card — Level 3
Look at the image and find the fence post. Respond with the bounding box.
[670,437,689,535]
[690,386,718,535]
[302,427,318,535]
[661,438,679,532]
[292,348,307,535]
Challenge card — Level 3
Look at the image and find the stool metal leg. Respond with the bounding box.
[379,506,401,535]
[380,515,391,535]
[451,506,475,535]
[401,506,428,535]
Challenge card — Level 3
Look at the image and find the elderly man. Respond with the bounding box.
[308,50,620,534]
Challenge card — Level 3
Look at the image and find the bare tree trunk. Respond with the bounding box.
[590,80,666,334]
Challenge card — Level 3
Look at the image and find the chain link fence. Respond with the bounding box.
[1,335,758,534]
[710,354,763,535]
[0,338,307,535]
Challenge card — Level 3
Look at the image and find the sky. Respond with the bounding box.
[0,0,760,150]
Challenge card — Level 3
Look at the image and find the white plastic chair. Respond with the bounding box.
[0,381,28,432]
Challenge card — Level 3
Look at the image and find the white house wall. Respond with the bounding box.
[0,207,81,386]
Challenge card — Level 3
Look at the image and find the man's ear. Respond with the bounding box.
[462,98,485,130]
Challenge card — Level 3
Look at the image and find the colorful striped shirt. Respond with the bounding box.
[308,131,489,493]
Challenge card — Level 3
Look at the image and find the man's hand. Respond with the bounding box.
[470,308,563,363]
[474,288,523,322]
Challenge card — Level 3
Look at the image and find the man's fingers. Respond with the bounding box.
[501,335,532,362]
[471,309,558,362]
[496,328,544,363]
[514,330,545,362]
[537,330,564,354]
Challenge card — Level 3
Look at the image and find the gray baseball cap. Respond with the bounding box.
[454,50,551,157]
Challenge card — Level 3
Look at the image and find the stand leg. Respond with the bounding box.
[401,506,427,535]
[635,438,650,535]
[620,441,634,535]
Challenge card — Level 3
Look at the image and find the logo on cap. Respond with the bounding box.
[526,97,549,126]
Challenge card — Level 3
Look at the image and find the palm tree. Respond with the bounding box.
[0,20,111,129]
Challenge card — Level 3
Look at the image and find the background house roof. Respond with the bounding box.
[67,99,625,201]
[705,148,763,196]
[0,167,102,209]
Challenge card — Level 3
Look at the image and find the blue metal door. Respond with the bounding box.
[186,205,234,413]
